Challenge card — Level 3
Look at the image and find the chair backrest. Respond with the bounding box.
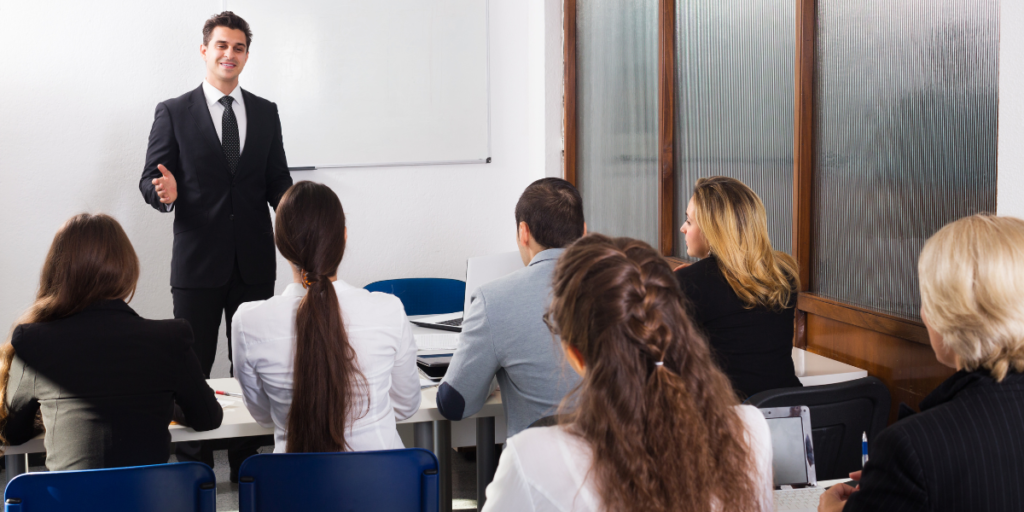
[238,448,440,512]
[746,377,891,480]
[364,278,466,316]
[3,462,215,512]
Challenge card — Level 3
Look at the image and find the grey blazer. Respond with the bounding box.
[436,249,581,438]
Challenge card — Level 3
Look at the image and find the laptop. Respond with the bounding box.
[411,251,524,332]
[763,406,826,512]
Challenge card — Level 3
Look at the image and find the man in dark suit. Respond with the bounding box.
[139,11,291,479]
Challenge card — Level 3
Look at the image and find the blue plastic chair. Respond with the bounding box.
[238,449,440,512]
[3,462,215,512]
[364,278,466,316]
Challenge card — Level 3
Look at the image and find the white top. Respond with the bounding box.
[481,405,774,512]
[201,79,247,154]
[231,280,421,453]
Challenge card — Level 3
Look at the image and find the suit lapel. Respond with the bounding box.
[236,89,262,177]
[186,85,232,175]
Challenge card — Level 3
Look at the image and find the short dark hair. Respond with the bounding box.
[203,11,252,49]
[514,178,585,249]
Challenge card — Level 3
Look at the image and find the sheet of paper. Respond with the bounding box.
[414,333,460,351]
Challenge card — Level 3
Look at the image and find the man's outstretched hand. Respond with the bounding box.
[152,164,178,204]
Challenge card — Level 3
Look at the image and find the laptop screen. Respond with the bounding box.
[761,406,815,487]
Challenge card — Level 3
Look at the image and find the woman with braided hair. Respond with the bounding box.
[819,214,1024,512]
[231,181,421,453]
[676,176,802,399]
[483,234,773,512]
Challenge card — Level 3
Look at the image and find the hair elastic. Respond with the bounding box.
[300,270,316,289]
[655,361,664,366]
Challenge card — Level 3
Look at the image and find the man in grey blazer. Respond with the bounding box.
[436,178,585,438]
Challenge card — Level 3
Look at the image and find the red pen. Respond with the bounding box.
[216,390,243,398]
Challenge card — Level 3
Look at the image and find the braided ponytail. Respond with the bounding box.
[547,234,761,512]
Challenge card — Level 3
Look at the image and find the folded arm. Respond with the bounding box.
[170,321,223,432]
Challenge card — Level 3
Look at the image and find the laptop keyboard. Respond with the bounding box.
[774,487,825,511]
[437,318,463,327]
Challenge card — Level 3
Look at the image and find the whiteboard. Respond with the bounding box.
[230,0,490,169]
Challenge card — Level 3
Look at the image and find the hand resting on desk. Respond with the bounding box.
[818,471,861,512]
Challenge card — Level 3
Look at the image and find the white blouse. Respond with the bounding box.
[481,405,775,512]
[231,280,421,453]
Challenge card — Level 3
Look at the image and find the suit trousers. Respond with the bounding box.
[171,259,274,378]
[171,257,275,474]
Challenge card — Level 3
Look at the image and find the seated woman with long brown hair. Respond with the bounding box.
[231,181,421,453]
[676,176,802,398]
[482,234,773,512]
[1,213,223,470]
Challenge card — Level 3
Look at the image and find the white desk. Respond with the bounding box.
[1,341,866,512]
[794,347,867,386]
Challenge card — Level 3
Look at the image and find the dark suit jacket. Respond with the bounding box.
[675,256,801,399]
[846,370,1024,512]
[139,85,292,289]
[2,300,223,471]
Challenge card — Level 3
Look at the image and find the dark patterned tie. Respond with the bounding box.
[219,96,240,174]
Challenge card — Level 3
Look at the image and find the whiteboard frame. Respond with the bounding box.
[225,0,492,171]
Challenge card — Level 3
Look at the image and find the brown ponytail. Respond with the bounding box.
[546,234,761,512]
[274,181,367,453]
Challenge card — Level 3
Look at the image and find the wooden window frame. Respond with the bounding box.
[562,0,929,346]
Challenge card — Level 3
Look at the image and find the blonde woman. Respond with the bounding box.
[676,176,801,398]
[819,215,1024,512]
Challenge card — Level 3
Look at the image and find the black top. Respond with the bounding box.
[847,370,1024,512]
[139,85,293,289]
[2,300,223,471]
[674,256,801,398]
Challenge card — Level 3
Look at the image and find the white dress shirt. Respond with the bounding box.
[201,79,247,154]
[231,279,422,453]
[481,405,775,512]
[162,80,249,212]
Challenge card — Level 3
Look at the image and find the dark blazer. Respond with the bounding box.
[845,370,1024,512]
[675,256,801,398]
[2,300,223,471]
[139,85,292,289]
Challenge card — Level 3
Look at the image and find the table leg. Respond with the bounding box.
[5,454,28,486]
[434,420,452,512]
[413,422,434,450]
[475,417,497,511]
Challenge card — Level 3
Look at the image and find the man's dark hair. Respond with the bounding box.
[203,11,252,49]
[514,178,585,249]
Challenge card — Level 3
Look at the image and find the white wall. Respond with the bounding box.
[0,0,564,377]
[999,0,1024,217]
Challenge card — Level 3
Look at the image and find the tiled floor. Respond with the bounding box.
[2,446,488,512]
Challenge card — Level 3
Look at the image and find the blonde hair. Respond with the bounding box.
[691,176,799,310]
[918,214,1024,382]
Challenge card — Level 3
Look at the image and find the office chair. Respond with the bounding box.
[3,462,215,512]
[746,377,891,480]
[238,448,440,512]
[364,278,466,316]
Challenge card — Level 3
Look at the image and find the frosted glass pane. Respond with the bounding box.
[812,0,999,319]
[674,0,795,259]
[576,0,660,247]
